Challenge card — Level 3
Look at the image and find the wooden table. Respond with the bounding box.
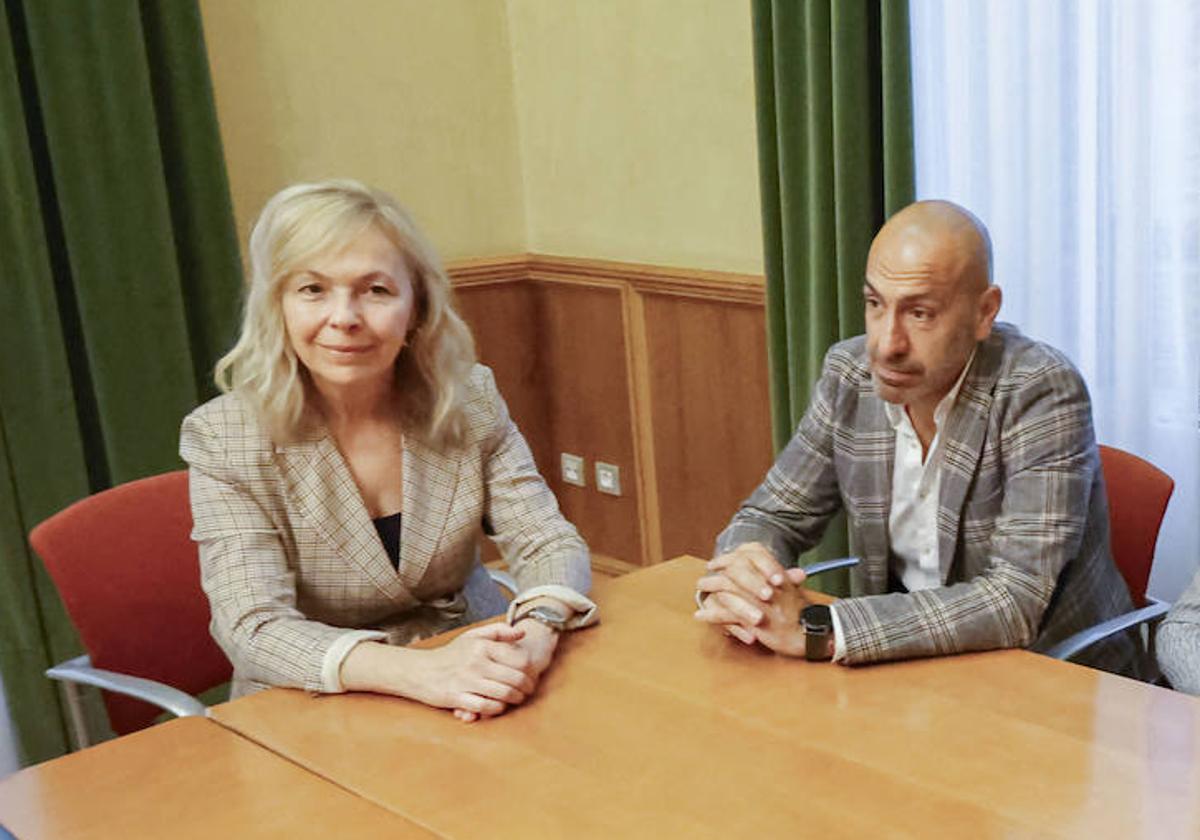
[0,716,433,839]
[209,556,1200,838]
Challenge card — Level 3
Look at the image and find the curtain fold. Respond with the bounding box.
[0,0,240,765]
[752,0,914,589]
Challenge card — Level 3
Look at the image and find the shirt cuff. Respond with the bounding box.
[829,603,847,663]
[505,584,598,629]
[320,629,389,693]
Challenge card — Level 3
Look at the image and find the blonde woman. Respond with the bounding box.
[181,180,594,721]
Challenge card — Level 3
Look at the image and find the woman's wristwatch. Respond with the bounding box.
[512,603,569,632]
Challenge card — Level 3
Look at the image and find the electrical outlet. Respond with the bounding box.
[595,461,621,496]
[561,453,585,487]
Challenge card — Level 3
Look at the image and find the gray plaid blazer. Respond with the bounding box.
[181,364,590,697]
[717,323,1142,676]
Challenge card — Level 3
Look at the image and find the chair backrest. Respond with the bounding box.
[1099,445,1174,607]
[30,470,231,734]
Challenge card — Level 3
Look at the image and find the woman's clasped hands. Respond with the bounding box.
[340,617,560,723]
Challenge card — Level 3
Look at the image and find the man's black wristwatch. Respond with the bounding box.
[801,604,834,661]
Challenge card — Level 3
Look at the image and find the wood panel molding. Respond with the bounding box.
[590,553,641,578]
[447,254,765,304]
[445,254,529,287]
[449,253,771,569]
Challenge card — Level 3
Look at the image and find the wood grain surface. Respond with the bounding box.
[209,557,1200,839]
[0,716,432,839]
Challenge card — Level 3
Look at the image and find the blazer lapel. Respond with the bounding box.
[935,333,1003,579]
[277,432,401,599]
[399,435,464,592]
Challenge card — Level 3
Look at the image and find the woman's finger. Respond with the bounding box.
[482,661,537,696]
[464,622,525,644]
[484,639,535,674]
[469,678,527,706]
[454,692,507,717]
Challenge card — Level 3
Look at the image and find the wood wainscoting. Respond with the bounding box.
[450,255,774,572]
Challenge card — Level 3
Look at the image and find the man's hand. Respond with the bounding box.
[746,573,810,657]
[694,543,777,641]
[693,543,815,656]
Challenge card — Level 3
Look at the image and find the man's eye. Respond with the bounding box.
[865,297,881,309]
[911,308,932,321]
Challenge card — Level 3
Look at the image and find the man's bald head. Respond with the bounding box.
[868,200,992,295]
[862,200,1002,422]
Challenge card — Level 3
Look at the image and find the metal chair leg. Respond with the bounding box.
[57,679,90,751]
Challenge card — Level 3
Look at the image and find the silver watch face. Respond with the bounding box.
[523,605,568,630]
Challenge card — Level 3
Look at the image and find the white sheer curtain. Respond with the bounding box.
[910,0,1200,601]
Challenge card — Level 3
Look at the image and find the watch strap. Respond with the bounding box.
[801,604,834,662]
[512,603,568,631]
[504,584,598,630]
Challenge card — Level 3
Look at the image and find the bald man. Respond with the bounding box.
[695,201,1142,676]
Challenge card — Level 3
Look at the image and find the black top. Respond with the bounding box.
[372,512,402,569]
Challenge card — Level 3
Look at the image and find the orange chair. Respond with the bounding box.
[31,470,522,748]
[1046,445,1174,662]
[30,471,231,747]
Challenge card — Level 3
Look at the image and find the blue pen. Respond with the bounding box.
[799,556,858,577]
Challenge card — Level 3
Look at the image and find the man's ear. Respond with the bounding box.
[975,285,1002,340]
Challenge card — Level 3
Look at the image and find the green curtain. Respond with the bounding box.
[0,0,241,766]
[752,0,915,589]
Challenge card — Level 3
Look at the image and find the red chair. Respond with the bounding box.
[30,471,231,746]
[1047,445,1174,661]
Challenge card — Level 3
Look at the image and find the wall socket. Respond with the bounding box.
[595,461,621,496]
[561,452,586,487]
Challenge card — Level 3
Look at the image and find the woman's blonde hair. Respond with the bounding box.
[215,179,476,448]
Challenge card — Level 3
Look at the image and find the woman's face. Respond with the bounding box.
[281,224,416,398]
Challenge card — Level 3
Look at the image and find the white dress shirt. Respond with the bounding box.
[830,352,975,661]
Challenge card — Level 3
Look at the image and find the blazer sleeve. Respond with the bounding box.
[475,368,592,599]
[1158,568,1200,696]
[180,407,385,693]
[834,357,1100,664]
[713,347,847,564]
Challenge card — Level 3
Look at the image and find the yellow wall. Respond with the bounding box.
[201,1,762,274]
[507,1,763,274]
[199,0,526,261]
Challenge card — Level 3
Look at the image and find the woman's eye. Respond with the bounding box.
[370,284,393,296]
[298,283,323,295]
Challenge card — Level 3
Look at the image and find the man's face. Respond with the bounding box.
[864,251,992,413]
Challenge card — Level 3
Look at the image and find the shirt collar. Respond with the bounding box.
[884,347,978,431]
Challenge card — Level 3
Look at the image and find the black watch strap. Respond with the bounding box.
[801,604,833,661]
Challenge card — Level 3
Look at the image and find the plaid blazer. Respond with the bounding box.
[181,364,590,697]
[717,323,1142,676]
